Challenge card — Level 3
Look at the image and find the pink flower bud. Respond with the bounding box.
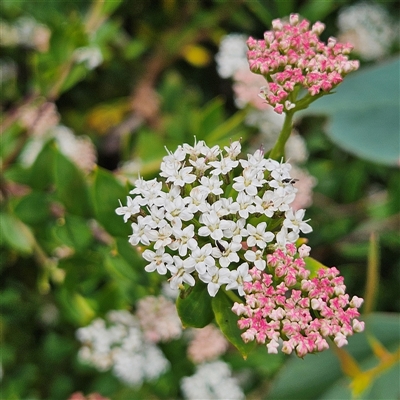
[272,19,283,30]
[289,14,299,26]
[350,296,364,308]
[334,333,348,347]
[352,319,365,333]
[298,244,311,257]
[311,21,325,35]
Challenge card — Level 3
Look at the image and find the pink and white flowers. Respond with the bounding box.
[116,140,309,298]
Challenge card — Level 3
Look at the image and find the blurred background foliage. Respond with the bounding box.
[1,0,399,399]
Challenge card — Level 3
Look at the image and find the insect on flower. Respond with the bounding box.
[216,240,226,253]
[282,178,299,185]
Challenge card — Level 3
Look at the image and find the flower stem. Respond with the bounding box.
[269,110,294,161]
[223,287,243,304]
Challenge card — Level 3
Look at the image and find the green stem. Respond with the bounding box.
[269,110,294,161]
[223,287,243,304]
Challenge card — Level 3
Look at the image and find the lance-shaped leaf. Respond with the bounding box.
[54,151,92,218]
[176,281,214,328]
[0,212,35,254]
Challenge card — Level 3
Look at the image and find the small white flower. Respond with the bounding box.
[189,186,209,212]
[169,222,198,256]
[350,296,364,309]
[275,226,300,248]
[283,209,313,234]
[225,262,252,296]
[169,166,197,187]
[189,157,212,175]
[198,211,232,241]
[242,221,274,249]
[209,156,239,175]
[164,196,194,223]
[244,249,266,271]
[116,196,140,223]
[199,175,223,195]
[143,247,173,275]
[180,360,245,400]
[236,191,256,219]
[129,216,153,246]
[212,239,242,268]
[186,243,215,274]
[224,140,242,159]
[233,167,266,196]
[201,144,221,161]
[254,190,276,217]
[168,256,196,289]
[199,265,231,297]
[144,206,166,228]
[147,221,173,249]
[239,149,267,170]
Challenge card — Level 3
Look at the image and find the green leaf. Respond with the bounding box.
[56,289,96,326]
[104,253,138,282]
[28,140,56,190]
[206,109,247,146]
[301,58,400,166]
[212,290,256,358]
[299,0,337,22]
[176,281,214,328]
[267,312,400,400]
[53,214,93,253]
[0,212,35,254]
[100,0,123,15]
[115,237,143,267]
[196,97,225,137]
[274,0,295,17]
[304,256,327,278]
[13,191,51,225]
[54,151,92,217]
[90,167,131,237]
[245,0,272,26]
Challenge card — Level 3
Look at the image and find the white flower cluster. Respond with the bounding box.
[180,360,245,400]
[76,310,169,387]
[337,2,398,61]
[215,33,249,79]
[117,140,312,298]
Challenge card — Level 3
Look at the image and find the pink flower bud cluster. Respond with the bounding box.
[232,243,364,357]
[136,295,183,343]
[247,13,360,113]
[187,324,229,364]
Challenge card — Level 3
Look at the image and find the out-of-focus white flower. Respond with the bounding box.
[0,59,17,83]
[337,2,398,61]
[74,46,103,69]
[215,34,249,79]
[285,132,308,164]
[76,310,170,387]
[39,303,59,326]
[289,166,317,211]
[20,125,97,173]
[180,360,245,400]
